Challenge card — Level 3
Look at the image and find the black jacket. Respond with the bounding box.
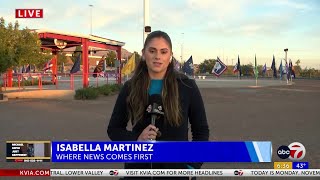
[107,74,209,179]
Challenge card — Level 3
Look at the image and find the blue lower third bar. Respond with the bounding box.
[51,141,272,163]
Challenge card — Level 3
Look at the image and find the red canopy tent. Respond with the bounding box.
[6,29,125,88]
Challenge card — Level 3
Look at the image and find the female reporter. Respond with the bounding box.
[107,30,209,179]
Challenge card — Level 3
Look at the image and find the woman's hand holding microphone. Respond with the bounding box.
[137,125,159,141]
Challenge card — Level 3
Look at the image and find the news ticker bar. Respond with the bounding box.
[0,169,319,177]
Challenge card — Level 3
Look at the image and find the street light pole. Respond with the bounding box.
[284,48,288,63]
[284,48,289,83]
[89,4,93,35]
[181,32,184,64]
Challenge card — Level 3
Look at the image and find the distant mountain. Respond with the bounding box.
[62,46,133,60]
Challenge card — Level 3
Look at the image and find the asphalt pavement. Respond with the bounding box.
[0,78,319,180]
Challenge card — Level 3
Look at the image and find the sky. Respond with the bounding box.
[0,0,319,69]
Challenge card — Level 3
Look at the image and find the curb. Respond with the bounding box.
[4,90,75,100]
[0,95,8,102]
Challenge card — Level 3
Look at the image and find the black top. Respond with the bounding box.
[107,74,209,175]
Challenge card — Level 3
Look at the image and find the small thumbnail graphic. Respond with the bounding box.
[109,170,118,176]
[277,142,306,161]
[6,141,51,162]
[234,170,243,176]
[27,144,34,157]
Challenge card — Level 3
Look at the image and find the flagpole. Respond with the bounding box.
[143,0,150,44]
[238,55,241,80]
[284,48,289,84]
[255,54,258,86]
[280,59,282,81]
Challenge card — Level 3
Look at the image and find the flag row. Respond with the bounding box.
[13,53,295,79]
[175,55,296,79]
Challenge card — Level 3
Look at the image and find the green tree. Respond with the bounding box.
[14,20,19,30]
[56,51,68,72]
[0,18,19,74]
[198,59,217,74]
[294,59,302,75]
[0,18,15,74]
[71,46,82,63]
[0,17,5,28]
[14,28,47,66]
[257,65,263,75]
[0,17,52,77]
[134,51,141,64]
[300,67,317,78]
[57,51,68,66]
[241,63,254,76]
[1,18,49,92]
[105,51,117,67]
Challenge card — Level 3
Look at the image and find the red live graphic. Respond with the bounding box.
[0,169,50,176]
[15,9,43,18]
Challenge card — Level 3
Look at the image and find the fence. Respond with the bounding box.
[1,72,120,91]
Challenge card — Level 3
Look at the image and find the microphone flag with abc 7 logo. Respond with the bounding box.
[277,142,306,161]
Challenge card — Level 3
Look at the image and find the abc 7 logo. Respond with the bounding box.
[277,142,306,161]
[109,170,119,176]
[234,170,243,176]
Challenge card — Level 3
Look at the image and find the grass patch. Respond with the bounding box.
[74,86,99,100]
[12,80,53,87]
[97,85,112,96]
[74,83,123,100]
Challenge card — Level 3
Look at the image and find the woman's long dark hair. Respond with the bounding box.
[127,31,182,127]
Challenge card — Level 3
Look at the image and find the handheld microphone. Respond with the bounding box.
[147,94,164,138]
[151,103,158,126]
